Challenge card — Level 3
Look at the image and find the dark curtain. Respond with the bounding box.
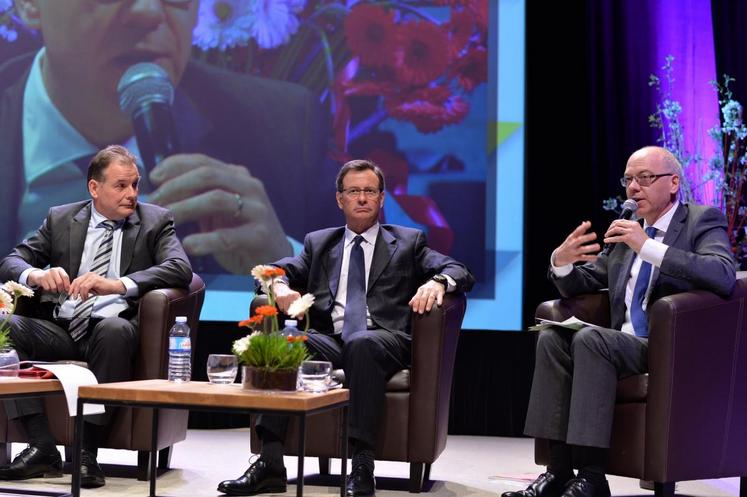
[711,1,747,104]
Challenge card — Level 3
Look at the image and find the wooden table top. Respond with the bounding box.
[0,378,62,396]
[78,379,349,412]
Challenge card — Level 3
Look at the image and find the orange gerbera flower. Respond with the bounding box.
[255,305,278,318]
[262,267,286,279]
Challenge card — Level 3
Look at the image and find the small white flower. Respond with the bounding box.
[2,281,33,298]
[287,293,315,319]
[192,0,254,51]
[249,0,305,49]
[0,291,13,315]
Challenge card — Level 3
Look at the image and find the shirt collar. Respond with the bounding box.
[345,223,380,247]
[89,204,125,230]
[22,49,142,185]
[644,200,679,235]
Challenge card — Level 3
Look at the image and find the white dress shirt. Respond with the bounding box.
[551,201,679,335]
[20,205,138,320]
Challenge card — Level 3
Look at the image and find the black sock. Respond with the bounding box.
[20,414,56,453]
[572,445,607,484]
[258,429,284,468]
[83,423,102,456]
[547,439,574,479]
[352,440,374,473]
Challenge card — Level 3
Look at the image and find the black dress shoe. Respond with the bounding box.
[346,464,375,497]
[501,471,572,497]
[217,458,287,496]
[80,449,105,489]
[559,477,611,497]
[0,445,62,480]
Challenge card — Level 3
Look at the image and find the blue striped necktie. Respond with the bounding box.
[68,220,117,342]
[342,235,366,341]
[630,227,658,337]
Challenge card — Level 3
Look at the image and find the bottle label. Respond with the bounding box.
[169,336,191,352]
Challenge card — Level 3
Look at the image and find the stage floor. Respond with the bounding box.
[0,429,739,496]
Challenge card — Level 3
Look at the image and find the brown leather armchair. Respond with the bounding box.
[0,273,206,480]
[533,272,747,497]
[249,292,467,492]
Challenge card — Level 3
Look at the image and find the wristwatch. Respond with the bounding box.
[431,274,448,288]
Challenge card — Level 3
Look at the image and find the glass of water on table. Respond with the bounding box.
[206,354,238,384]
[298,360,332,393]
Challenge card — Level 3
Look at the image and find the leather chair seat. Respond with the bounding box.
[331,369,410,392]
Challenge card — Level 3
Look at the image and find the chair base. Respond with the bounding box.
[654,482,674,497]
[740,476,746,497]
[409,462,431,493]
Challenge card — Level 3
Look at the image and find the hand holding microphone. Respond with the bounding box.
[603,199,651,254]
[600,199,638,255]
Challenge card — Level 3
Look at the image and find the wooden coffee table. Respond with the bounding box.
[73,379,349,497]
[0,378,70,497]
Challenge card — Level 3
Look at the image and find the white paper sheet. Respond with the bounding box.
[35,364,105,416]
[528,316,594,332]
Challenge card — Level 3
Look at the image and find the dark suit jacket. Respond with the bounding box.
[0,52,338,263]
[0,200,192,314]
[273,224,475,338]
[550,203,737,329]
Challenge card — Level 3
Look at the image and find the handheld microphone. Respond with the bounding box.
[117,62,180,192]
[601,198,638,256]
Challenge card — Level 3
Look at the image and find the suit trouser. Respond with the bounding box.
[4,314,138,425]
[257,328,410,448]
[523,326,648,448]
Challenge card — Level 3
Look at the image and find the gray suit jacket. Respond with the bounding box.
[0,200,192,312]
[273,224,475,338]
[550,203,737,330]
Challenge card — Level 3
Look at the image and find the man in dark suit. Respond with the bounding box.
[218,159,474,497]
[0,145,192,489]
[505,146,736,497]
[0,0,334,274]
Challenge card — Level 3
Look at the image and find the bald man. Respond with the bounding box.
[505,147,736,497]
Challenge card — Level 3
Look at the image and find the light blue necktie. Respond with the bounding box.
[630,227,658,337]
[342,236,366,341]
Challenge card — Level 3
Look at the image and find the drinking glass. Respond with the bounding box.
[206,354,238,384]
[298,360,332,393]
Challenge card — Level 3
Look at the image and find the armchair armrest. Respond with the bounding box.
[135,273,205,380]
[408,292,467,459]
[644,276,747,479]
[535,291,611,327]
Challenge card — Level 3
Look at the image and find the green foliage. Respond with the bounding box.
[233,332,310,372]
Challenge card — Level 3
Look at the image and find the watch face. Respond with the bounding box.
[432,275,447,285]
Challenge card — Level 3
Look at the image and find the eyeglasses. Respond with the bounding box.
[619,173,674,188]
[340,188,381,199]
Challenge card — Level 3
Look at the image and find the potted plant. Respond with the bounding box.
[233,266,314,390]
[0,282,34,378]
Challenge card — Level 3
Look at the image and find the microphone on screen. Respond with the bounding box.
[600,198,638,256]
[117,62,181,192]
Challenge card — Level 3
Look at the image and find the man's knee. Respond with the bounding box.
[343,331,385,362]
[570,326,605,357]
[90,318,137,350]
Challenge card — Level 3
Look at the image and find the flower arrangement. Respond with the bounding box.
[0,281,34,350]
[605,55,747,266]
[232,265,314,371]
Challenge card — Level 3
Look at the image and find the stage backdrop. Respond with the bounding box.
[0,0,526,331]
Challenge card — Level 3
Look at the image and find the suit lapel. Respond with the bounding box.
[368,227,397,293]
[69,203,92,277]
[650,203,687,288]
[613,247,636,319]
[120,208,142,275]
[324,230,345,299]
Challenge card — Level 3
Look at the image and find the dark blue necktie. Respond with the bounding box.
[342,235,366,341]
[631,227,658,337]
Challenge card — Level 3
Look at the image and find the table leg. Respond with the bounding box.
[297,413,306,497]
[71,398,84,497]
[340,405,348,497]
[149,409,159,497]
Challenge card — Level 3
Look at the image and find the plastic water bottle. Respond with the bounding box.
[168,316,191,382]
[281,319,301,337]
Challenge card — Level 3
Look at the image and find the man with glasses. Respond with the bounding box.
[1,0,332,276]
[504,146,736,497]
[217,159,474,497]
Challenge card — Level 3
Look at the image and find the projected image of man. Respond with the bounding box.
[0,0,332,275]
